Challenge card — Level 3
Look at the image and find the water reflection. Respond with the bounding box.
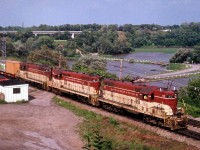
[67,52,193,89]
[114,52,173,63]
[107,61,166,77]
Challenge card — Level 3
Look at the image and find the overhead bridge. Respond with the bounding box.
[32,31,82,38]
[0,31,82,39]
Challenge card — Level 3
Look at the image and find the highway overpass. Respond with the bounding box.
[0,30,82,39]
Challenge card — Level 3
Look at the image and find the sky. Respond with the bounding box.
[0,0,200,27]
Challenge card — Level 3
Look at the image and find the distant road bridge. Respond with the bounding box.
[0,30,82,39]
[32,31,82,38]
[0,31,17,34]
[144,64,200,81]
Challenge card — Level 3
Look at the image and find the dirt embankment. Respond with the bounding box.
[0,87,84,150]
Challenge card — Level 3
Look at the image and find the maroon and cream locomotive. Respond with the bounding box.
[0,60,188,130]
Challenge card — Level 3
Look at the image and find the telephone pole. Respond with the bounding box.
[58,44,64,69]
[58,51,62,69]
[119,59,123,80]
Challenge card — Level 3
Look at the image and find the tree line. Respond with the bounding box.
[1,22,200,60]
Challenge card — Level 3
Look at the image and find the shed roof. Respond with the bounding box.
[0,79,27,86]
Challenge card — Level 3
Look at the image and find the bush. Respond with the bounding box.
[178,76,200,117]
[170,48,193,63]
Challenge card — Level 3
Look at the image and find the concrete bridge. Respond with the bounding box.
[32,31,82,38]
[0,31,17,34]
[0,30,82,39]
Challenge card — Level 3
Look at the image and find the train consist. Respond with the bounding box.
[0,60,188,130]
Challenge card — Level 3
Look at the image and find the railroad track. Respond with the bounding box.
[60,92,200,141]
[176,129,200,141]
[188,118,200,128]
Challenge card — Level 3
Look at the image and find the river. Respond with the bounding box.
[68,52,191,89]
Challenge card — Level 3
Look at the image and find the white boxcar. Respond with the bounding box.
[0,79,29,102]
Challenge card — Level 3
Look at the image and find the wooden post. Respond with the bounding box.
[119,59,123,80]
[58,51,62,69]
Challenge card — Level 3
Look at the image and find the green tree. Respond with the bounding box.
[27,46,67,68]
[54,40,78,57]
[5,37,15,57]
[170,48,193,63]
[98,36,114,54]
[63,41,77,57]
[72,56,116,78]
[31,36,55,50]
[192,45,200,63]
[13,31,34,43]
[13,40,29,57]
[25,37,35,50]
[72,56,106,72]
[179,77,200,109]
[54,31,71,40]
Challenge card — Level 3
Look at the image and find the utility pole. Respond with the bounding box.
[58,44,64,69]
[58,51,62,69]
[1,31,6,59]
[119,59,123,80]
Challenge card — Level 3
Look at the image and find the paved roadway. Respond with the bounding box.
[145,64,200,80]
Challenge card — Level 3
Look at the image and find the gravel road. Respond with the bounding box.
[0,87,84,150]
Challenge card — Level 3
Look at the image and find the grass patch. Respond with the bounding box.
[54,97,192,150]
[135,47,179,54]
[166,63,188,71]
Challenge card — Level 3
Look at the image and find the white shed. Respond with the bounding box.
[0,79,29,103]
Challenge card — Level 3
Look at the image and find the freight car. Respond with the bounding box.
[0,60,188,130]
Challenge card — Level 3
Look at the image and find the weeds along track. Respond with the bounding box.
[57,93,200,142]
[55,94,200,148]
